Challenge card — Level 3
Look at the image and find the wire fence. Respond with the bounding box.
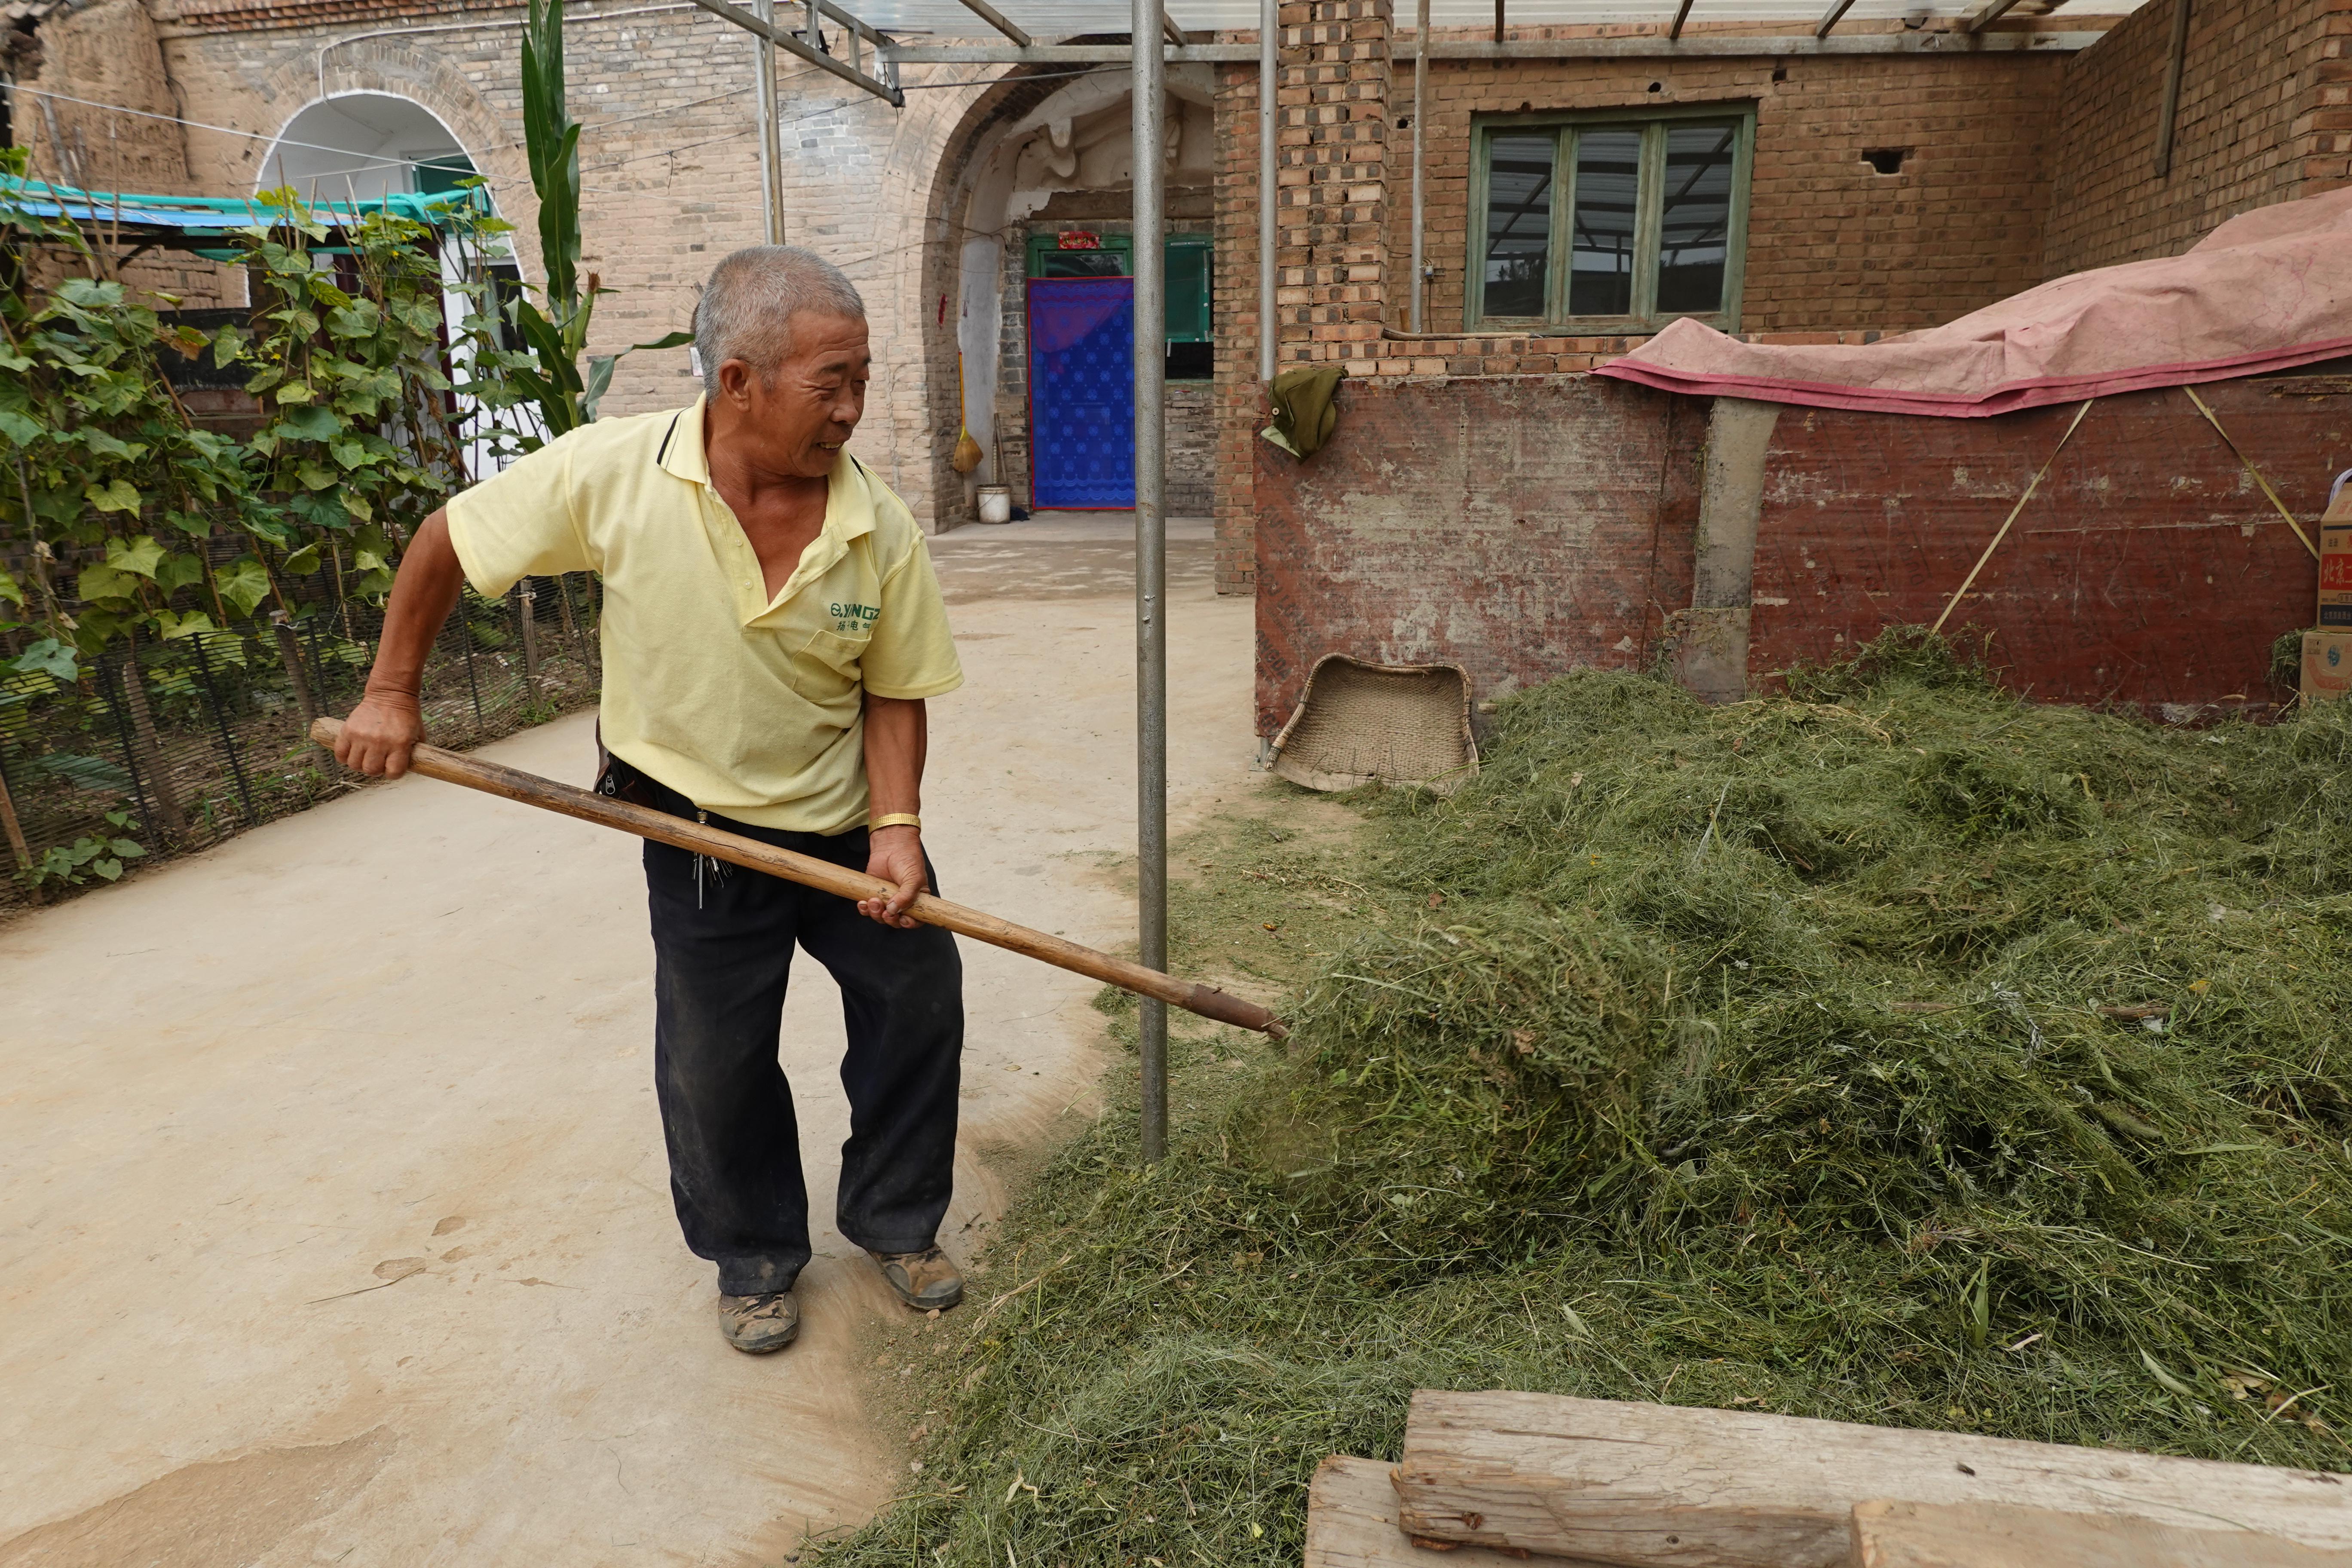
[0,570,601,908]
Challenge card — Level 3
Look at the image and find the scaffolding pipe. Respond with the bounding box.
[752,0,786,242]
[1410,0,1427,333]
[954,0,1032,47]
[686,0,902,105]
[1259,0,1277,381]
[1132,0,1170,1164]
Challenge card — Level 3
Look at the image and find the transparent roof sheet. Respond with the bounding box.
[855,0,2149,37]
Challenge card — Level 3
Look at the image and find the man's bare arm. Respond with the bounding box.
[335,510,465,778]
[858,693,928,928]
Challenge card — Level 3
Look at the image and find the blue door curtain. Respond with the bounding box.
[1026,277,1136,510]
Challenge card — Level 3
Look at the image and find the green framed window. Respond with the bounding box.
[1467,105,1754,332]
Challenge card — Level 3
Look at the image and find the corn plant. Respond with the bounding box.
[504,0,689,447]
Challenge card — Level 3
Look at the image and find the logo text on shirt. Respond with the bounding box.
[828,602,879,633]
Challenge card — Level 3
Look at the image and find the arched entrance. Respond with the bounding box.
[260,92,526,473]
[262,92,476,205]
[930,72,1219,518]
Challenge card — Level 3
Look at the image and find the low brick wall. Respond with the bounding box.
[1254,374,1701,736]
[1747,377,2342,715]
[1254,371,2347,737]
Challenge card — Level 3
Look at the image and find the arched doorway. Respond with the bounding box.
[262,92,476,205]
[936,73,1219,517]
[260,92,526,473]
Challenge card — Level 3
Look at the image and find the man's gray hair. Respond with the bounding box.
[693,246,866,397]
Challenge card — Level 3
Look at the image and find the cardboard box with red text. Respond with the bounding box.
[2304,631,2352,705]
[2320,489,2352,629]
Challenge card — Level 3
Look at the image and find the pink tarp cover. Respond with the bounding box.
[1592,188,2352,417]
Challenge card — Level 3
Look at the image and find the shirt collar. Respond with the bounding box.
[662,394,878,545]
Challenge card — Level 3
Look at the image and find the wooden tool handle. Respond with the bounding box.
[311,718,1285,1038]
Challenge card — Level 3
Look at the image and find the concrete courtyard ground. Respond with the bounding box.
[0,514,1254,1566]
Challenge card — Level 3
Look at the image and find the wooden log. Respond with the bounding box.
[1306,1456,1607,1568]
[1393,1392,2352,1567]
[309,717,1285,1038]
[1849,1500,2352,1568]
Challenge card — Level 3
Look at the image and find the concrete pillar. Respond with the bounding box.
[1673,397,1781,704]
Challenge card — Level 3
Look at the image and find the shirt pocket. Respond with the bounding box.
[790,625,872,701]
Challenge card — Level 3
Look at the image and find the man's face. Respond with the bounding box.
[720,312,870,478]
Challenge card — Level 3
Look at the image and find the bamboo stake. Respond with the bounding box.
[310,717,1287,1038]
[0,749,32,871]
[1932,398,2096,635]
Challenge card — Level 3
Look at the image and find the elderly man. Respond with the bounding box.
[334,247,967,1354]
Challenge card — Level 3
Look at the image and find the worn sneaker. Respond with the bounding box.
[717,1291,800,1354]
[867,1246,965,1311]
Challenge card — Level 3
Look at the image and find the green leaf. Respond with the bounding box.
[85,477,142,514]
[275,382,315,405]
[2140,1349,2199,1400]
[82,428,144,460]
[77,563,135,603]
[274,404,342,443]
[0,570,22,608]
[340,491,374,522]
[217,557,273,618]
[91,858,124,882]
[282,544,322,576]
[105,534,166,579]
[113,839,146,858]
[296,459,338,491]
[35,752,131,791]
[12,638,79,681]
[328,436,374,470]
[326,301,381,338]
[155,551,207,593]
[156,608,217,640]
[0,409,40,447]
[582,354,618,423]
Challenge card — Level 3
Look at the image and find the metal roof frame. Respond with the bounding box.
[688,0,905,105]
[882,29,2102,61]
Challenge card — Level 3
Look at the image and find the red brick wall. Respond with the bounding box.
[1254,375,1702,735]
[2045,0,2352,276]
[1393,46,2068,338]
[1746,378,2351,714]
[1254,372,2349,735]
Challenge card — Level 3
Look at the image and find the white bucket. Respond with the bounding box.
[977,485,1013,524]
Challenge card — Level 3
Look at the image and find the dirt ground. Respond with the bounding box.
[0,514,1257,1566]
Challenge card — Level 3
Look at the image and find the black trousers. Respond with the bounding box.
[632,770,965,1298]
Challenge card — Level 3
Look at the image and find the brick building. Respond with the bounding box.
[1241,0,2352,733]
[4,0,2345,632]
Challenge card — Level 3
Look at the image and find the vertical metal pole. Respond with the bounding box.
[189,632,258,828]
[1132,3,1169,1164]
[1259,0,1278,382]
[752,0,787,243]
[1411,0,1428,333]
[2154,0,2191,180]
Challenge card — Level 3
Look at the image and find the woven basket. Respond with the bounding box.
[1270,655,1479,795]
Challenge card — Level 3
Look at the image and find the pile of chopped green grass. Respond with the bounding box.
[811,631,2352,1568]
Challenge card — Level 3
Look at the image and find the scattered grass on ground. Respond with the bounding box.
[808,630,2352,1568]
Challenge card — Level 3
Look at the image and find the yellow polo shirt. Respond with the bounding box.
[444,398,962,834]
